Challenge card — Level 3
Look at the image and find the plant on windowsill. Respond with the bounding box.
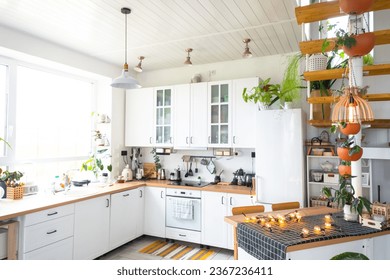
[81,149,112,179]
[322,175,371,220]
[242,78,280,110]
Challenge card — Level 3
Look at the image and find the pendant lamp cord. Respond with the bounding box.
[124,12,128,64]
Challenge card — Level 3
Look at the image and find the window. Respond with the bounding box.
[0,64,8,157]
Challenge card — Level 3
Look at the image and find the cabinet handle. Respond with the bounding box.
[46,230,57,235]
[221,196,224,205]
[186,137,189,144]
[149,137,152,144]
[47,211,58,216]
[106,198,110,208]
[123,194,130,197]
[179,234,186,237]
[230,197,233,205]
[161,191,164,199]
[233,136,236,144]
[140,189,143,198]
[190,137,193,144]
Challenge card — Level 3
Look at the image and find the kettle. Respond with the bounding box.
[121,164,133,181]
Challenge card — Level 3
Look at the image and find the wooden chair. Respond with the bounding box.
[231,205,265,215]
[271,202,300,211]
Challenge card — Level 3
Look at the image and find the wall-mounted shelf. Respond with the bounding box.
[303,64,390,81]
[300,29,390,55]
[308,119,390,129]
[295,0,390,25]
[308,93,390,104]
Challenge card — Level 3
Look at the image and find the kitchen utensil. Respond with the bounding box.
[160,169,166,180]
[184,161,189,177]
[194,159,198,173]
[200,158,208,165]
[188,161,194,176]
[244,173,255,188]
[207,159,216,174]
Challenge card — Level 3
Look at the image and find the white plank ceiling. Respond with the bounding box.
[0,0,300,72]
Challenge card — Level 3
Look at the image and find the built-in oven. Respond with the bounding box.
[165,188,202,243]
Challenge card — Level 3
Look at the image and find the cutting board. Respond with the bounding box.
[143,163,157,179]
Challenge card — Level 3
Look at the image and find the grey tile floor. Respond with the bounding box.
[98,235,234,260]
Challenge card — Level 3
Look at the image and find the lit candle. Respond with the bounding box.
[260,218,266,225]
[296,213,302,222]
[244,217,251,222]
[325,222,332,229]
[265,222,272,231]
[324,215,332,222]
[289,212,296,218]
[301,228,309,237]
[313,226,321,234]
[250,216,257,222]
[270,218,276,223]
[278,218,286,225]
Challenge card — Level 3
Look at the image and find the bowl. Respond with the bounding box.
[312,172,323,182]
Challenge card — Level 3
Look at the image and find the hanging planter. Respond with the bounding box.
[339,122,361,135]
[339,0,374,15]
[338,161,352,176]
[342,32,375,57]
[337,137,363,161]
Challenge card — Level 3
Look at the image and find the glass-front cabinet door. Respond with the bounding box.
[208,81,231,147]
[155,87,173,145]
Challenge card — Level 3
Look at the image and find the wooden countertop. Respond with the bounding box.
[0,180,253,221]
[224,207,390,253]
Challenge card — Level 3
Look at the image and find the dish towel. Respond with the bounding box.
[172,198,194,220]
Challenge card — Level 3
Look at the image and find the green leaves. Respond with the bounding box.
[242,78,280,106]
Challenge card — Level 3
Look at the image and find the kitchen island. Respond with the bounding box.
[225,207,390,260]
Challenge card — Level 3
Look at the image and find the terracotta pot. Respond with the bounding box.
[337,147,363,161]
[339,122,361,135]
[339,0,374,15]
[342,32,375,57]
[338,164,352,176]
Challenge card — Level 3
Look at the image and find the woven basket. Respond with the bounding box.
[308,54,327,71]
[6,185,23,199]
[310,197,329,207]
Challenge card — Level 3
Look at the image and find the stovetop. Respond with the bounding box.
[168,180,210,188]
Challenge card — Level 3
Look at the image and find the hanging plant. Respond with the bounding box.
[337,137,363,161]
[339,0,374,15]
[338,160,352,176]
[331,121,361,135]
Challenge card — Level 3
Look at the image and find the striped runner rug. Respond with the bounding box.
[138,240,216,260]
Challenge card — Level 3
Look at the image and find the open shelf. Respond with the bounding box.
[307,119,390,128]
[295,0,390,25]
[307,93,390,104]
[303,64,390,81]
[300,29,390,55]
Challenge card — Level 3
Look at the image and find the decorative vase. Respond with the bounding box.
[338,164,352,176]
[308,53,328,71]
[343,204,358,222]
[342,32,375,57]
[339,122,361,135]
[337,147,363,161]
[311,90,331,121]
[339,0,374,15]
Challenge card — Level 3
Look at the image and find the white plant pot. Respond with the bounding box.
[343,204,358,222]
[284,101,293,109]
[258,102,269,111]
[95,139,105,146]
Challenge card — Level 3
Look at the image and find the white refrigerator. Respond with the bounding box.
[255,109,306,211]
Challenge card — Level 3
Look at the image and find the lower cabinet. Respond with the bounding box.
[109,189,139,250]
[19,204,75,260]
[202,191,253,249]
[73,195,110,260]
[144,186,166,238]
[136,187,145,238]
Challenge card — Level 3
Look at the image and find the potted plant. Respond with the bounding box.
[0,169,24,199]
[81,149,112,179]
[242,78,280,110]
[278,54,305,109]
[337,137,363,161]
[151,148,162,178]
[323,24,375,58]
[331,121,361,135]
[339,0,374,15]
[338,160,352,176]
[322,175,371,220]
[93,130,105,146]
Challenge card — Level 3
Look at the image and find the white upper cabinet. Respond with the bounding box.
[232,77,259,148]
[207,80,232,147]
[174,82,208,149]
[125,88,155,147]
[154,87,174,146]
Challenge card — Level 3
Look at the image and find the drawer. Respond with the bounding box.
[23,214,74,253]
[24,204,74,226]
[324,173,339,184]
[23,237,73,260]
[166,227,201,244]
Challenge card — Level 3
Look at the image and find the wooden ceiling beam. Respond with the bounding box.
[295,0,390,25]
